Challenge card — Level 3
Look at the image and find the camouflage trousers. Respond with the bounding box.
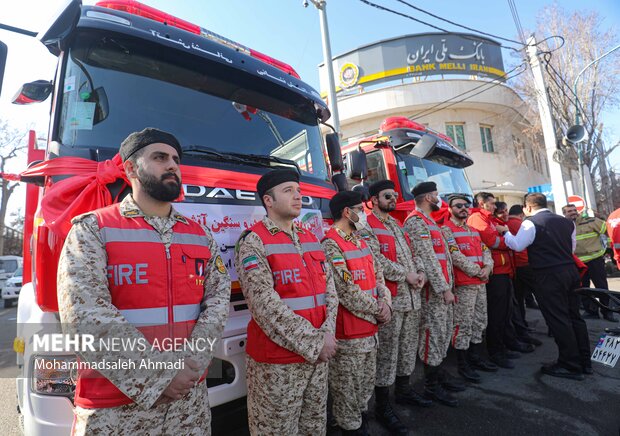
[375,309,420,387]
[418,287,454,367]
[71,382,210,435]
[246,355,328,436]
[329,337,377,431]
[452,284,488,350]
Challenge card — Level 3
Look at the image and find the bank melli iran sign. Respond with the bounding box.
[320,33,506,94]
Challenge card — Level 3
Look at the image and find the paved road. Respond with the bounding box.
[0,304,21,436]
[1,281,619,435]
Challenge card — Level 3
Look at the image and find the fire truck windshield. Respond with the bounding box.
[396,153,473,200]
[56,32,328,182]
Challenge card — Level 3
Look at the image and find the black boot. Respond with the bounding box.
[374,386,408,435]
[423,365,458,407]
[394,375,433,407]
[437,367,466,392]
[457,350,481,383]
[467,343,499,372]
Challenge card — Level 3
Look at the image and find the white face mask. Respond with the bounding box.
[352,210,367,231]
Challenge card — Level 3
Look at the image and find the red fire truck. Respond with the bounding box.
[1,1,345,433]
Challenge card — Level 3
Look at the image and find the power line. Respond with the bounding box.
[507,0,526,45]
[409,63,527,120]
[357,0,522,52]
[393,0,524,47]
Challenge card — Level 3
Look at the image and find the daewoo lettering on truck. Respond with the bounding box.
[0,1,354,433]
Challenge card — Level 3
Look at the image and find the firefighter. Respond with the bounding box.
[467,192,527,369]
[57,128,231,435]
[362,180,430,435]
[235,169,338,436]
[563,204,617,322]
[404,181,462,408]
[440,194,497,383]
[321,190,392,435]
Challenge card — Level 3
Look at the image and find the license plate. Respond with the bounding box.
[591,334,620,367]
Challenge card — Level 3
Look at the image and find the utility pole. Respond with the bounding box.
[526,35,567,210]
[306,0,340,133]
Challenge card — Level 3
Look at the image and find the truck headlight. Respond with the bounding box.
[31,355,76,396]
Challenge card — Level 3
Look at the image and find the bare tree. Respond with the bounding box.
[0,119,27,255]
[512,4,620,214]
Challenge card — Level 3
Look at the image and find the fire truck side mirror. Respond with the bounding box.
[0,41,7,98]
[325,133,344,172]
[12,80,54,105]
[410,134,437,159]
[346,148,367,181]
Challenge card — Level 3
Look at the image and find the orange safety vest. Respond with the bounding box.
[323,228,378,340]
[367,213,411,297]
[443,219,485,286]
[246,222,327,364]
[75,203,211,409]
[405,210,450,282]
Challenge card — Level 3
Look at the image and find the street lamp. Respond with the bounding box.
[304,0,340,133]
[569,43,620,212]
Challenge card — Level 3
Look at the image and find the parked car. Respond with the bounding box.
[2,266,22,308]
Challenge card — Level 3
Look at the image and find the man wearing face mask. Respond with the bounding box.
[404,182,462,408]
[362,180,430,434]
[321,190,392,435]
[440,195,497,383]
[467,192,521,369]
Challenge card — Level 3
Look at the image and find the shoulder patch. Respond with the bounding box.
[449,245,459,253]
[342,270,353,283]
[215,255,227,274]
[242,255,259,271]
[268,226,279,235]
[332,255,345,266]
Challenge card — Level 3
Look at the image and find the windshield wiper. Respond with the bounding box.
[183,145,300,173]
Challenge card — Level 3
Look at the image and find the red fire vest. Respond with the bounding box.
[246,222,327,364]
[405,210,450,282]
[367,213,410,297]
[323,228,378,340]
[443,219,485,286]
[75,203,211,409]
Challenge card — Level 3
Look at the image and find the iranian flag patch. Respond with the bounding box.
[242,255,259,271]
[332,255,346,267]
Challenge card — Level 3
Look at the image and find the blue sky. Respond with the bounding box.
[0,0,619,213]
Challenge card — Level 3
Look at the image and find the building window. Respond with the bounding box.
[445,123,466,150]
[480,125,494,153]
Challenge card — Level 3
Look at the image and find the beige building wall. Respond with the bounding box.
[334,79,550,207]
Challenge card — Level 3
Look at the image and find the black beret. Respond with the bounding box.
[368,179,395,197]
[447,194,470,206]
[257,169,300,199]
[329,191,363,217]
[411,181,437,197]
[120,128,182,162]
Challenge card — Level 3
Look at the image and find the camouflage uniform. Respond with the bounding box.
[403,211,454,367]
[441,222,494,350]
[361,212,425,387]
[58,195,231,435]
[235,217,338,436]
[322,227,391,431]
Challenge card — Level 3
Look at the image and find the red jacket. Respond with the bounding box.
[405,210,450,282]
[443,219,485,286]
[76,203,211,409]
[323,228,378,340]
[367,213,410,297]
[507,216,529,268]
[607,208,620,269]
[467,209,514,276]
[246,221,327,364]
